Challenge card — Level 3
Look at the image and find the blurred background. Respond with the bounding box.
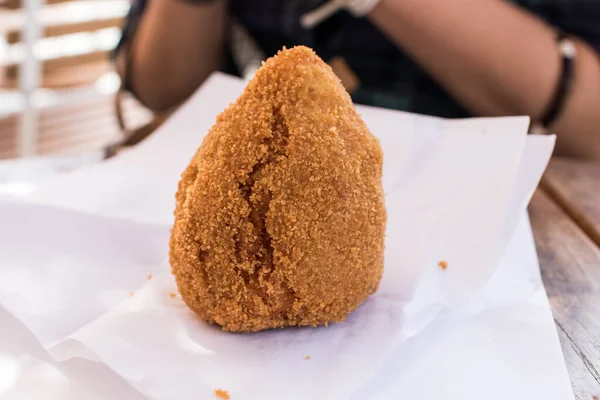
[0,0,152,161]
[1,0,598,197]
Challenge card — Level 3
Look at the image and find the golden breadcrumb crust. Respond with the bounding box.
[169,46,386,332]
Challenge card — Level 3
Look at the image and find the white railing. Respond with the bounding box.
[18,0,42,157]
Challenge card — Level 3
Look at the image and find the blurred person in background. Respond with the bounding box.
[114,0,600,160]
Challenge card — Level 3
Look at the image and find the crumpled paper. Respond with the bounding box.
[0,74,569,399]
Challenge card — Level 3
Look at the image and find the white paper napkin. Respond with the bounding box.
[0,73,568,399]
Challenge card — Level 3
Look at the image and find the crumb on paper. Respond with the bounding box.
[438,260,448,270]
[169,292,177,298]
[129,292,135,296]
[147,274,152,280]
[305,355,311,360]
[214,389,230,399]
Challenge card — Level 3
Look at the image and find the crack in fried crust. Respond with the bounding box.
[233,106,294,315]
[169,46,386,332]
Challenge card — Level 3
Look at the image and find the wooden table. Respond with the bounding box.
[529,157,600,400]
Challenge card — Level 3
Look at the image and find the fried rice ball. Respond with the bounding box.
[169,46,386,332]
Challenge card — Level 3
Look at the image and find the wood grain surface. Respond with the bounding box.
[529,189,600,400]
[542,157,600,248]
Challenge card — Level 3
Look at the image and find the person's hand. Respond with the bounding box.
[300,0,381,28]
[344,0,381,17]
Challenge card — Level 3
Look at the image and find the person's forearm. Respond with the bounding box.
[369,0,600,160]
[127,0,227,112]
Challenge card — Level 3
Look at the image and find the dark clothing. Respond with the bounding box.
[116,0,600,117]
